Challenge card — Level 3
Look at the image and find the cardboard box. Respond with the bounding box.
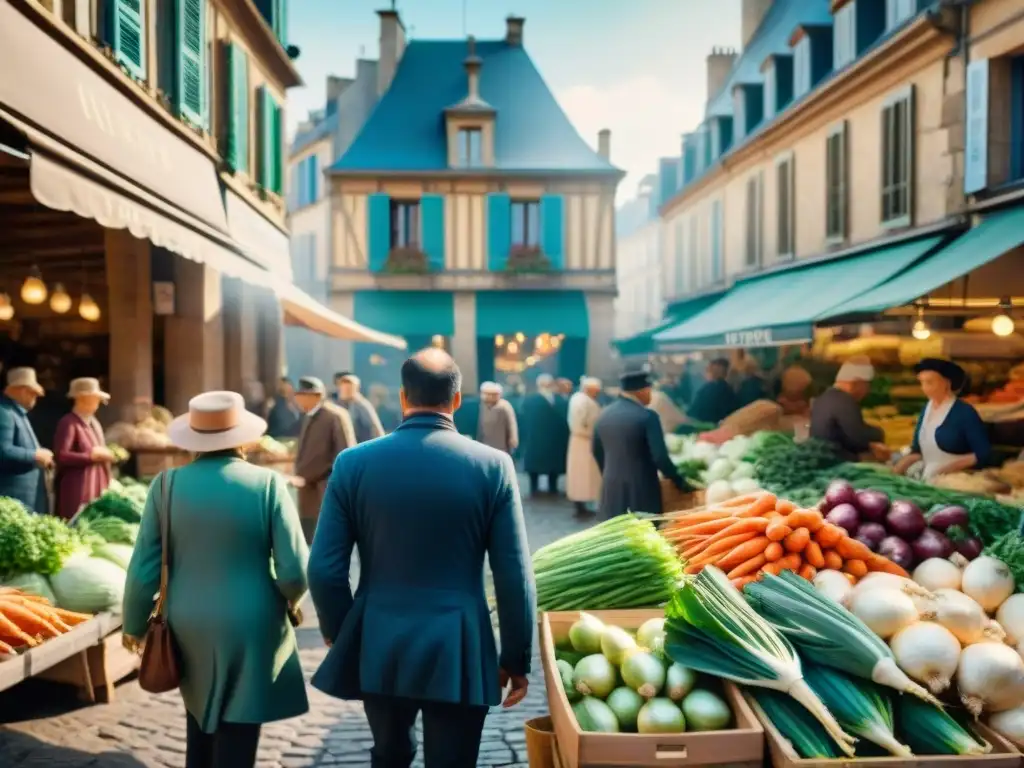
[746,693,1022,768]
[541,609,765,767]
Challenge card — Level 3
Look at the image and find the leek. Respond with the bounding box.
[745,571,941,705]
[750,689,842,759]
[666,566,856,754]
[896,695,991,756]
[803,662,911,757]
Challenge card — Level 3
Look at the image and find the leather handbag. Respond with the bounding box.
[138,469,182,693]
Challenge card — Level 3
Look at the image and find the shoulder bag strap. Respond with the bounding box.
[154,469,175,618]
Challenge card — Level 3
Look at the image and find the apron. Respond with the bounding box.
[918,398,962,480]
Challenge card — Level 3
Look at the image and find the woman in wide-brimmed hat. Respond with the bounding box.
[122,391,309,768]
[894,358,992,480]
[53,378,115,519]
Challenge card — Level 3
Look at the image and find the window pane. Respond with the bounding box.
[511,203,525,245]
[469,129,482,166]
[527,203,540,247]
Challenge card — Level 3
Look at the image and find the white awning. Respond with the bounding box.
[278,284,407,349]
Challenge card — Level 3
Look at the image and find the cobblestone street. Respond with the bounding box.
[0,480,590,767]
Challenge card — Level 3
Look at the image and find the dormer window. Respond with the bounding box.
[733,84,764,142]
[457,127,483,167]
[761,54,793,119]
[790,24,833,100]
[445,36,496,169]
[886,0,915,31]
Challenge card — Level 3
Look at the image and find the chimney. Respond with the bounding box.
[325,75,352,116]
[741,0,773,49]
[377,7,406,96]
[706,47,738,102]
[506,15,525,45]
[597,129,611,160]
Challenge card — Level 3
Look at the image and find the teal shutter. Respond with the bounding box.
[107,0,146,80]
[487,193,511,270]
[258,87,278,190]
[540,194,565,269]
[367,194,391,272]
[420,195,445,272]
[176,0,205,125]
[275,0,288,45]
[225,43,248,173]
[271,102,283,194]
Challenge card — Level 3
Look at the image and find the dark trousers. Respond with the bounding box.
[185,712,261,768]
[362,693,488,768]
[529,473,560,495]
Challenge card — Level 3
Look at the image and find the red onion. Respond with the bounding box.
[927,505,970,532]
[856,522,887,551]
[955,537,984,560]
[823,480,857,512]
[878,536,914,570]
[911,528,954,561]
[886,500,927,539]
[854,489,890,522]
[825,503,860,536]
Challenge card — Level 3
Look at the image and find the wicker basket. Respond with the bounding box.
[661,478,704,513]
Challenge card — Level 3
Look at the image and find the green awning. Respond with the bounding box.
[475,290,589,338]
[353,290,455,338]
[821,206,1024,319]
[613,293,722,357]
[654,235,945,350]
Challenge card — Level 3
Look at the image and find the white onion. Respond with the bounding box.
[913,558,964,592]
[850,587,920,639]
[889,621,961,694]
[961,556,1016,614]
[957,642,1024,717]
[989,706,1024,747]
[854,572,933,598]
[997,594,1024,646]
[984,619,1008,644]
[636,617,666,652]
[813,569,853,607]
[932,589,988,645]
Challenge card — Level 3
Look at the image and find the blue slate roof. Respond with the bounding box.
[291,110,338,156]
[330,39,620,175]
[707,0,832,118]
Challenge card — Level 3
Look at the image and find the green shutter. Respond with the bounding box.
[275,0,288,45]
[272,102,283,195]
[225,43,249,173]
[175,0,205,125]
[107,0,146,80]
[257,86,278,192]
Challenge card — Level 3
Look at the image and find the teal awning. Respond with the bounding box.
[475,290,589,338]
[613,293,722,357]
[353,290,455,338]
[821,206,1024,318]
[654,235,945,349]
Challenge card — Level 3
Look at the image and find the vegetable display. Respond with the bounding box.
[0,587,92,658]
[0,498,83,577]
[667,434,762,504]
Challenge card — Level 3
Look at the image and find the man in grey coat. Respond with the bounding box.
[592,370,690,520]
[333,372,386,444]
[810,359,889,462]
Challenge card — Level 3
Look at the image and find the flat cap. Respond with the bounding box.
[297,376,326,394]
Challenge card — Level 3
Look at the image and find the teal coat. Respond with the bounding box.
[123,456,310,732]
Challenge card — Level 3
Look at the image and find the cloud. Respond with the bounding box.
[557,75,704,201]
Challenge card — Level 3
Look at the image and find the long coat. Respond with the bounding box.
[592,396,687,519]
[0,395,47,513]
[566,393,602,502]
[477,399,519,454]
[308,412,535,707]
[521,393,569,475]
[294,402,357,522]
[122,457,310,732]
[53,412,111,519]
[335,394,385,444]
[688,379,740,425]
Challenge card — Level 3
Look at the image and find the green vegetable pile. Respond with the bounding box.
[752,438,842,506]
[77,489,144,525]
[107,477,149,509]
[985,528,1024,591]
[0,497,83,577]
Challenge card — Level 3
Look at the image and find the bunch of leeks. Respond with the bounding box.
[896,696,991,756]
[803,662,911,757]
[749,689,843,759]
[745,571,941,706]
[665,566,856,755]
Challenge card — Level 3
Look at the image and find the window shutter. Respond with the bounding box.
[258,86,275,189]
[176,0,205,125]
[540,194,564,269]
[107,0,146,80]
[225,43,248,173]
[486,193,511,270]
[420,195,445,272]
[367,194,392,272]
[271,101,283,194]
[275,0,288,45]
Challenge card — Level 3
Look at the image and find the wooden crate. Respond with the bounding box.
[746,693,1022,768]
[135,448,189,478]
[661,479,704,513]
[541,609,764,768]
[38,630,140,703]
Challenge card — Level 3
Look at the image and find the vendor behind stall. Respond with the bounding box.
[53,378,114,519]
[893,358,992,479]
[810,358,889,461]
[687,358,739,425]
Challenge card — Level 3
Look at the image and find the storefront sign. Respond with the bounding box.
[153,282,175,316]
[0,3,228,233]
[724,328,774,347]
[964,59,989,195]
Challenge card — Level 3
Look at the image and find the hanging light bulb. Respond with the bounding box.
[0,294,13,322]
[78,293,101,322]
[49,283,72,314]
[494,334,505,347]
[507,341,519,354]
[991,297,1015,337]
[909,305,930,340]
[20,268,47,305]
[515,332,525,343]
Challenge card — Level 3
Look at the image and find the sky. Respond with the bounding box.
[286,0,742,199]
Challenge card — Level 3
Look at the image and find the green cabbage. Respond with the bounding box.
[91,542,136,571]
[50,555,125,613]
[2,572,57,604]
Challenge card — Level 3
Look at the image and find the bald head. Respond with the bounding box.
[400,347,462,412]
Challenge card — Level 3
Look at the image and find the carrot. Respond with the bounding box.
[867,553,909,577]
[700,517,771,549]
[716,536,772,571]
[815,523,844,548]
[714,492,771,510]
[734,494,778,518]
[766,521,792,542]
[688,531,759,566]
[0,639,13,655]
[0,603,61,638]
[763,553,802,575]
[764,542,784,562]
[46,607,92,627]
[773,499,797,517]
[804,541,826,569]
[672,517,734,537]
[1,599,71,633]
[0,613,36,646]
[798,563,818,581]
[836,536,875,562]
[785,509,823,531]
[783,527,811,553]
[843,559,869,579]
[727,554,768,580]
[822,549,843,571]
[731,575,759,590]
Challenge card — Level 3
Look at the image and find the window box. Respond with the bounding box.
[383,247,431,274]
[505,245,553,273]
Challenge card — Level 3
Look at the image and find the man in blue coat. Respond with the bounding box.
[520,373,569,496]
[0,367,53,513]
[308,348,535,768]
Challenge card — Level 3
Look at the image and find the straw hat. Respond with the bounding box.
[67,377,110,402]
[167,391,266,453]
[6,367,44,395]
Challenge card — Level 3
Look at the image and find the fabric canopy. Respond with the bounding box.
[353,290,456,338]
[613,292,723,357]
[654,235,945,349]
[475,290,589,338]
[279,285,406,348]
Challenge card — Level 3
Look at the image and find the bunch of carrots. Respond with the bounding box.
[661,491,909,590]
[0,587,92,657]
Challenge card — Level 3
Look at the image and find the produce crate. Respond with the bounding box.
[745,693,1022,768]
[662,479,704,513]
[135,447,189,478]
[541,609,765,768]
